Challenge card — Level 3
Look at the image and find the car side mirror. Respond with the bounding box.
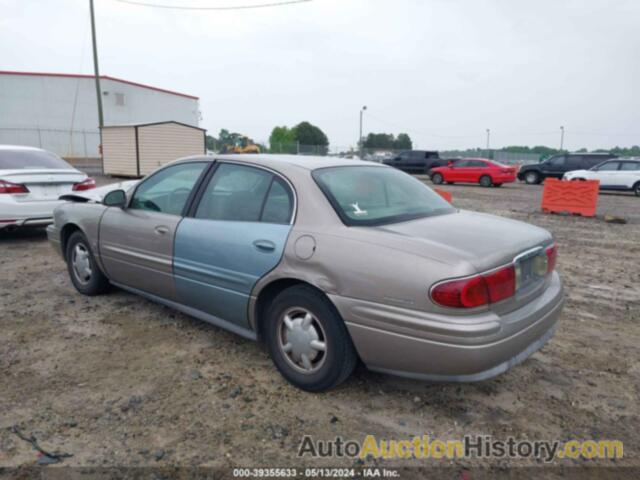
[103,189,127,208]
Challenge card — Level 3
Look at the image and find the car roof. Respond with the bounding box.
[174,154,385,173]
[0,144,46,152]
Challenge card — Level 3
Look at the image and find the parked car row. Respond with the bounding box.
[377,149,639,196]
[517,152,616,184]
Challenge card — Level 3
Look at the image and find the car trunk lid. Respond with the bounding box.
[0,169,86,201]
[368,210,552,272]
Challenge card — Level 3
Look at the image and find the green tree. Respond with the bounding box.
[269,126,297,153]
[364,133,395,149]
[393,133,412,150]
[293,121,329,154]
[205,134,217,151]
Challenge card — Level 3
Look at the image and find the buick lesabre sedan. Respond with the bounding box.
[48,155,564,391]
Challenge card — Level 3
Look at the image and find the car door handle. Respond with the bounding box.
[253,239,276,252]
[154,225,170,235]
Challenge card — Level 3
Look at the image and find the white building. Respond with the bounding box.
[0,71,200,158]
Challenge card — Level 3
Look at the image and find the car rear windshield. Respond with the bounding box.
[0,149,74,170]
[312,166,455,226]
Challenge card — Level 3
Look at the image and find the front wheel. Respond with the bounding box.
[66,231,110,295]
[479,175,493,187]
[431,173,444,185]
[264,285,358,392]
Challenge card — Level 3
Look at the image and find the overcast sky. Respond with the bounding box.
[2,0,639,150]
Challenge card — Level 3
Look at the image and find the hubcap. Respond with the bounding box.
[526,172,537,183]
[278,307,327,374]
[72,243,92,284]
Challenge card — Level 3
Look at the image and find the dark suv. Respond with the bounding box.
[384,150,445,174]
[518,153,617,184]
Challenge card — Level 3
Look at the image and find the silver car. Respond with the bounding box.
[47,155,564,391]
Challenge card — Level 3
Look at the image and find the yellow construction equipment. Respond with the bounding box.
[221,135,260,154]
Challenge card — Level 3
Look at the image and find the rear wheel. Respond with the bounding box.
[66,231,110,295]
[479,175,493,187]
[264,285,358,392]
[634,182,640,197]
[431,173,444,185]
[524,171,540,185]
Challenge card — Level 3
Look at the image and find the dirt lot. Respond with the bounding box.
[1,177,638,476]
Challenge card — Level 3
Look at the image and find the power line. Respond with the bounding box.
[115,0,312,10]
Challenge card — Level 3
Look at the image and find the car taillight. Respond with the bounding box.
[72,177,96,191]
[546,244,558,273]
[431,265,516,309]
[0,180,29,194]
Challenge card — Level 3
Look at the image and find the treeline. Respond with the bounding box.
[362,132,412,150]
[501,145,640,156]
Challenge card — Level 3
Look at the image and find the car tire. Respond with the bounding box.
[524,171,540,185]
[65,231,110,296]
[479,175,493,187]
[634,182,640,197]
[264,285,358,392]
[432,173,444,185]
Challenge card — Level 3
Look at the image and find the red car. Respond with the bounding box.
[430,158,517,187]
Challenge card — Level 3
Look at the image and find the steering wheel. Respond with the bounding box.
[168,188,192,208]
[141,199,161,212]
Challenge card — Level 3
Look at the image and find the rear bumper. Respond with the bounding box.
[0,199,64,230]
[331,271,564,382]
[0,216,54,230]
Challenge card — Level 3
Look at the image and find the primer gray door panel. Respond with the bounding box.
[99,209,181,300]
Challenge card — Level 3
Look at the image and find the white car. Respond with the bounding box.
[0,145,96,231]
[563,157,640,197]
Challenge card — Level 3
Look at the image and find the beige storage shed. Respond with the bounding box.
[101,121,206,176]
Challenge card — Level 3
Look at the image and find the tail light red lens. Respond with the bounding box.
[72,177,97,191]
[431,275,489,308]
[546,244,558,273]
[0,180,29,194]
[484,265,516,303]
[431,265,516,309]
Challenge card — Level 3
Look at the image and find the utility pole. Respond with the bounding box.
[359,105,367,158]
[486,128,490,150]
[559,126,565,151]
[89,0,104,147]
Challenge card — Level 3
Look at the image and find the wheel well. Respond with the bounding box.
[60,223,82,260]
[254,278,327,340]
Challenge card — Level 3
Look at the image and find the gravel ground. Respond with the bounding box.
[0,177,638,476]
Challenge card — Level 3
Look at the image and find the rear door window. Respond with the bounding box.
[261,177,294,224]
[620,162,640,171]
[566,156,583,169]
[195,163,272,222]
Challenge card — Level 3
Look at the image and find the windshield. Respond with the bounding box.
[312,166,455,226]
[0,149,74,170]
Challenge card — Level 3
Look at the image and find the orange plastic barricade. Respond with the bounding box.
[434,188,453,203]
[541,178,599,217]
